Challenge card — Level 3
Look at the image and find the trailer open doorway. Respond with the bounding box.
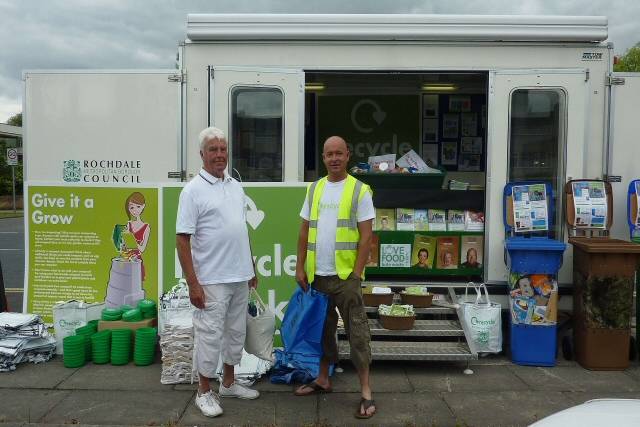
[303,71,489,185]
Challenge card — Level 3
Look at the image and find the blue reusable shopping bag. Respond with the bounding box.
[280,287,329,356]
[270,286,331,384]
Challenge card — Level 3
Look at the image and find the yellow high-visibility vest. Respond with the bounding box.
[305,175,372,284]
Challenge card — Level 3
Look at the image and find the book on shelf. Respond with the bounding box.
[411,235,436,269]
[464,210,485,231]
[414,209,429,231]
[447,209,466,231]
[428,209,447,231]
[396,208,415,231]
[366,234,380,267]
[436,236,460,269]
[460,235,483,269]
[375,208,396,231]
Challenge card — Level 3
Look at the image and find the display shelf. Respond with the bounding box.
[372,188,485,210]
[365,267,482,278]
[353,171,445,190]
[364,306,455,315]
[375,230,484,237]
[367,230,484,277]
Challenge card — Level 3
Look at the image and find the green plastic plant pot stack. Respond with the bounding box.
[88,319,100,329]
[102,307,122,321]
[137,299,157,319]
[119,304,134,313]
[134,327,157,366]
[122,308,143,322]
[110,329,132,365]
[91,330,112,364]
[75,324,97,362]
[63,335,86,368]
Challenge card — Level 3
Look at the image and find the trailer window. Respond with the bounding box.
[508,88,566,237]
[230,87,283,182]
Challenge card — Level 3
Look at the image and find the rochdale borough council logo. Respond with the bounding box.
[62,160,82,182]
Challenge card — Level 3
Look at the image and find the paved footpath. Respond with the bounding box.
[1,355,640,427]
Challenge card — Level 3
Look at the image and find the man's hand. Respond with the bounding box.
[248,276,258,289]
[188,282,206,309]
[295,268,309,292]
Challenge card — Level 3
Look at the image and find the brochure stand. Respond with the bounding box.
[565,179,640,370]
[628,179,640,241]
[627,179,640,360]
[503,181,566,366]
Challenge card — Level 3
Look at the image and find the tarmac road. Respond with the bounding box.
[0,216,24,312]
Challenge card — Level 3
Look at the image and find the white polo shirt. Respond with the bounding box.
[176,168,254,285]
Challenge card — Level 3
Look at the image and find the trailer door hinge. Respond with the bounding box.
[210,68,214,79]
[167,171,185,179]
[168,73,185,83]
[607,75,625,86]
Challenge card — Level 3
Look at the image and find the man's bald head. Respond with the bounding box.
[322,135,350,181]
[323,136,348,154]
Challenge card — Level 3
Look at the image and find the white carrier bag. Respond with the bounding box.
[52,300,104,355]
[460,283,502,353]
[244,289,275,362]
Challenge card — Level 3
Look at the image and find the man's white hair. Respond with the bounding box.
[199,127,226,151]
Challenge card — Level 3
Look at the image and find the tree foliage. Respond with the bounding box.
[6,113,22,127]
[614,43,640,72]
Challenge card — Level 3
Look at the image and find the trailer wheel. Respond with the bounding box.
[562,335,573,361]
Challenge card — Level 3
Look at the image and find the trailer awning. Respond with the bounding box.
[186,14,608,43]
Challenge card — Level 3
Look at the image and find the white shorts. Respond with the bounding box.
[192,281,249,378]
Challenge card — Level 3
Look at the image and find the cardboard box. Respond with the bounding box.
[97,318,157,335]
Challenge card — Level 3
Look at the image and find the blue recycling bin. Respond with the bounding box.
[504,182,566,366]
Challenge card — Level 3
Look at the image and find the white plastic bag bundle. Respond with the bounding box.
[460,283,502,353]
[160,324,194,384]
[159,281,195,384]
[244,289,275,362]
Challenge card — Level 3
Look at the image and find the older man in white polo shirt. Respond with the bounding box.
[176,126,259,418]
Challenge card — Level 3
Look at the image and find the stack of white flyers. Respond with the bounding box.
[512,184,549,233]
[0,312,55,372]
[572,182,607,228]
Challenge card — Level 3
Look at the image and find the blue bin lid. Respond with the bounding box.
[505,236,566,252]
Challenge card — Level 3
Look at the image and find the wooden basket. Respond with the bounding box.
[400,292,433,308]
[379,314,416,330]
[362,292,394,307]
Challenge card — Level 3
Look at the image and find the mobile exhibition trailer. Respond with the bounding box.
[22,14,640,361]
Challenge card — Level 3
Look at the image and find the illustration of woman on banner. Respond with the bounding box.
[122,191,150,281]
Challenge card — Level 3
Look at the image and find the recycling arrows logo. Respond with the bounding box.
[350,99,387,134]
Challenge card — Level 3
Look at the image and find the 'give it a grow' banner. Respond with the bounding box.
[26,185,159,323]
[25,183,305,325]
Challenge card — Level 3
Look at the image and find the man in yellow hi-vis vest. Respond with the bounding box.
[294,136,377,419]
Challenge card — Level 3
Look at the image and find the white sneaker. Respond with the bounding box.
[195,390,223,417]
[219,382,260,400]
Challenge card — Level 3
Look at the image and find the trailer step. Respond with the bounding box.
[339,340,477,361]
[338,319,464,337]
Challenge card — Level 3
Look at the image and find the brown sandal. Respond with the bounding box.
[294,381,333,396]
[355,398,376,419]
